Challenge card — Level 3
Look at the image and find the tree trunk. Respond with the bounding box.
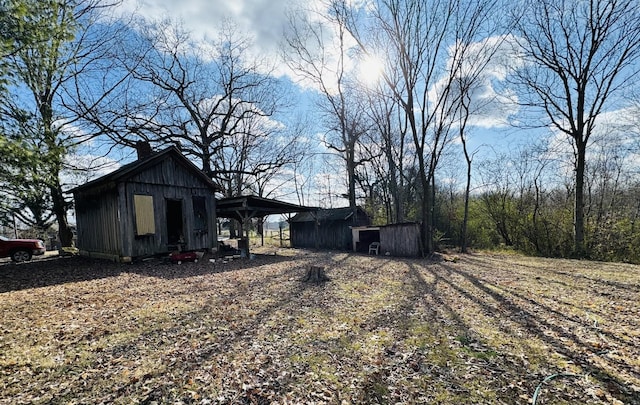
[574,141,587,257]
[458,118,471,253]
[50,183,73,248]
[461,157,472,253]
[347,147,357,210]
[420,175,433,256]
[384,138,403,224]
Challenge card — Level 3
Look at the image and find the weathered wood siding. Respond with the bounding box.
[121,186,216,257]
[75,188,121,256]
[128,157,213,189]
[290,221,353,250]
[122,156,217,257]
[291,211,370,251]
[380,223,421,257]
[74,154,217,261]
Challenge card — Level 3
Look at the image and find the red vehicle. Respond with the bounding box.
[169,251,198,264]
[0,235,46,262]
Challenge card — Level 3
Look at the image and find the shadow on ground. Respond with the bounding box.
[0,250,308,293]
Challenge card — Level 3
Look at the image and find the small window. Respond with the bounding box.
[193,196,207,231]
[134,195,155,235]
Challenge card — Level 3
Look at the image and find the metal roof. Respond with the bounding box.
[289,207,367,223]
[216,195,318,222]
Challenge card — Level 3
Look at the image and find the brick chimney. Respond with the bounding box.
[135,140,152,160]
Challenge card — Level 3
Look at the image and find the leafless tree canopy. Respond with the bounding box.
[512,0,640,256]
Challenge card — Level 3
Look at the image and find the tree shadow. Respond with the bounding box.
[0,256,126,293]
[61,257,338,403]
[435,257,640,404]
[0,252,308,294]
[3,252,638,404]
[462,255,640,342]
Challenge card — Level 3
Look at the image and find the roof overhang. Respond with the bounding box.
[216,195,318,222]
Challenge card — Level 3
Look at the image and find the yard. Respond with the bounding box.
[1,250,638,404]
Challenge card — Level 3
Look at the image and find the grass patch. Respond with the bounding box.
[1,251,639,404]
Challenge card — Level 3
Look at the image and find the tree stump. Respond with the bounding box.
[303,265,330,283]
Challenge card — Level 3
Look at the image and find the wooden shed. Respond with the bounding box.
[290,207,370,250]
[72,146,218,262]
[352,222,422,257]
[380,223,422,257]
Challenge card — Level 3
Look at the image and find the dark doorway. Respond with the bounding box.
[166,199,183,245]
[357,229,380,253]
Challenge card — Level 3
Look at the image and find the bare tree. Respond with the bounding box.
[88,19,299,202]
[283,1,369,211]
[361,81,415,224]
[511,0,640,257]
[453,32,513,252]
[291,156,316,207]
[345,0,504,254]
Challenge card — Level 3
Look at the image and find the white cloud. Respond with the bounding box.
[589,105,640,172]
[118,0,320,76]
[63,153,122,191]
[540,104,640,183]
[117,0,364,93]
[428,35,523,129]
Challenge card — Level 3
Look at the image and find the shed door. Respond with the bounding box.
[166,199,184,245]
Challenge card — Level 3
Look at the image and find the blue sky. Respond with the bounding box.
[79,0,639,208]
[72,0,358,207]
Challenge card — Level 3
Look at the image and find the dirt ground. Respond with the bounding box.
[1,249,638,404]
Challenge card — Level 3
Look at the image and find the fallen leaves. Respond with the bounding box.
[0,251,639,404]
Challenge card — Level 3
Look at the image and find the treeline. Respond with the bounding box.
[363,141,640,263]
[438,184,640,263]
[284,0,640,260]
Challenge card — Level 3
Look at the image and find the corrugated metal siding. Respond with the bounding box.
[291,207,369,223]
